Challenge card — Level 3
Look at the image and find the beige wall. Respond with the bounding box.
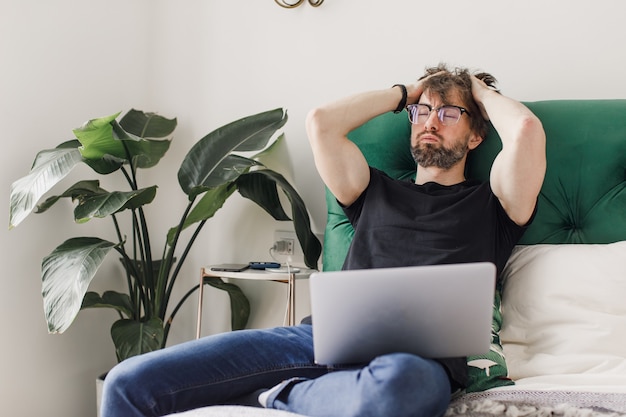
[2,1,625,415]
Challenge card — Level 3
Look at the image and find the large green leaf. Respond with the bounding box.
[236,170,291,222]
[237,169,322,269]
[111,121,172,169]
[58,140,126,175]
[9,146,83,229]
[34,181,157,223]
[73,186,157,223]
[42,237,117,333]
[73,112,173,169]
[81,290,133,318]
[206,278,250,330]
[251,132,285,161]
[35,180,105,213]
[84,153,126,175]
[197,155,262,191]
[111,317,164,362]
[166,183,236,245]
[177,108,287,196]
[72,112,120,159]
[119,109,177,139]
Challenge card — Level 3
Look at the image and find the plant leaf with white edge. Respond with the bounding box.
[42,237,117,333]
[9,146,83,229]
[177,108,287,196]
[73,186,157,223]
[186,155,261,200]
[73,112,172,169]
[119,109,177,139]
[118,108,178,170]
[111,121,172,169]
[111,317,164,361]
[35,180,104,214]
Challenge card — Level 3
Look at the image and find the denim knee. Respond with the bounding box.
[364,353,451,417]
[101,357,155,417]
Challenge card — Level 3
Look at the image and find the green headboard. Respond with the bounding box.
[323,100,626,272]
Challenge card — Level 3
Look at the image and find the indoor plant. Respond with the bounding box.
[9,107,321,362]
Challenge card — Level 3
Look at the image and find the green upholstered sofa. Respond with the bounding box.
[168,100,626,416]
[325,100,626,269]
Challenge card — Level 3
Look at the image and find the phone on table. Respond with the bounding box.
[209,263,250,272]
[248,262,281,270]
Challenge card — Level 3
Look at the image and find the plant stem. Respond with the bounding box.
[120,164,150,315]
[137,207,154,310]
[162,283,200,347]
[161,218,206,319]
[111,214,137,315]
[156,199,195,319]
[114,246,148,317]
[121,163,155,318]
[129,206,152,317]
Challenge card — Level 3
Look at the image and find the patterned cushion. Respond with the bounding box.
[465,289,514,392]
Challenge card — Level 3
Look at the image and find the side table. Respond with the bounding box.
[196,266,314,338]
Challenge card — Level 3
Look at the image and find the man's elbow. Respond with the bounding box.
[306,107,331,144]
[305,107,325,140]
[508,114,546,168]
[519,114,546,146]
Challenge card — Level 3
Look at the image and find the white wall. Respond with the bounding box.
[1,0,625,416]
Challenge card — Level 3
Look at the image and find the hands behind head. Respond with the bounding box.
[407,69,497,121]
[470,75,495,121]
[474,72,499,91]
[406,71,446,105]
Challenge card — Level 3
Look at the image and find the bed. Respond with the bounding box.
[168,99,626,416]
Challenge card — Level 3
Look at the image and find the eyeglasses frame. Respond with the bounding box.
[406,103,470,126]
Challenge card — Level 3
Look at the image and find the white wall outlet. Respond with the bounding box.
[274,238,294,255]
[273,230,302,263]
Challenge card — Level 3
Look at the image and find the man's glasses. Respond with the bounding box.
[406,103,470,126]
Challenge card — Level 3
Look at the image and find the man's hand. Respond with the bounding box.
[470,75,493,121]
[406,71,445,105]
[405,80,427,105]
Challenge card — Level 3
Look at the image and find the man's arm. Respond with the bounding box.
[471,76,547,226]
[306,83,423,206]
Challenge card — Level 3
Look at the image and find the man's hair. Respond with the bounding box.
[418,63,498,139]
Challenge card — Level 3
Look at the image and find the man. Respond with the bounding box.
[101,64,545,417]
[303,64,545,414]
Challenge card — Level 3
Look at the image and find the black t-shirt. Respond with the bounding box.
[341,167,531,388]
[342,168,528,277]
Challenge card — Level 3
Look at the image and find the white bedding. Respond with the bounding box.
[499,375,626,393]
[168,242,626,416]
[501,242,626,386]
[167,407,300,416]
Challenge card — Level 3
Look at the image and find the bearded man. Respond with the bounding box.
[101,64,546,417]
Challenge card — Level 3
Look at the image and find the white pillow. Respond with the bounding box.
[500,241,626,380]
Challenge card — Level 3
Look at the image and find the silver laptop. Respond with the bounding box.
[309,262,496,365]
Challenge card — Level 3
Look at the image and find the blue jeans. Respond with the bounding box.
[101,324,451,417]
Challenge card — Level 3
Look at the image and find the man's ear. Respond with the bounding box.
[468,134,483,150]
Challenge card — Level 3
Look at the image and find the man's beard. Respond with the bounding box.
[411,133,470,170]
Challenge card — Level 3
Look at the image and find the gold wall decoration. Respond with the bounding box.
[275,0,324,8]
